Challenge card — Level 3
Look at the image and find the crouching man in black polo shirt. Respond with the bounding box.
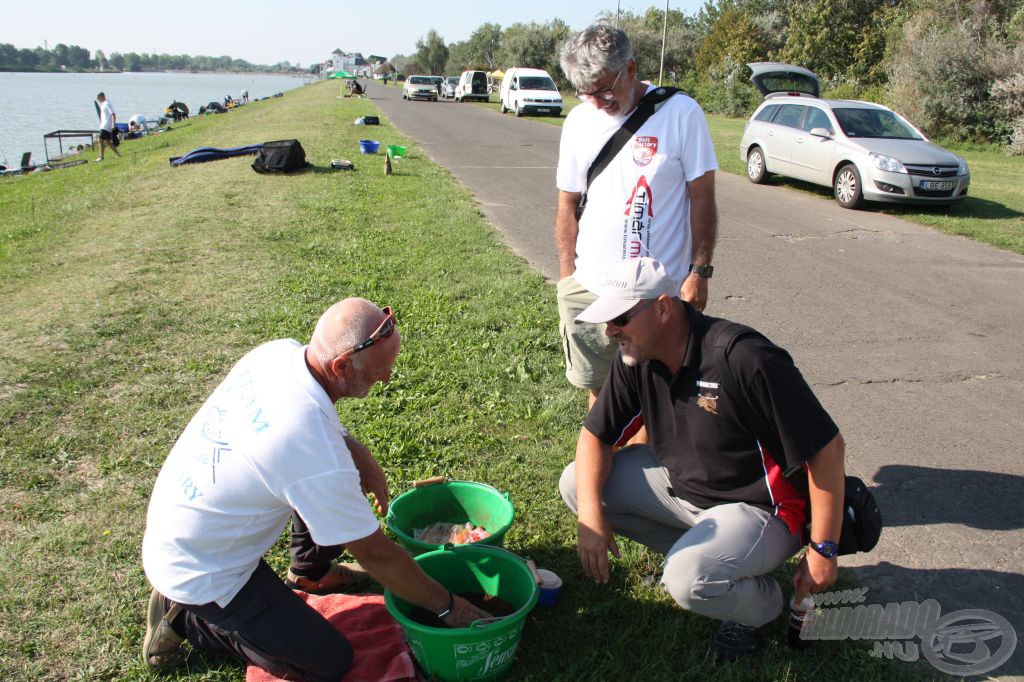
[559,257,845,662]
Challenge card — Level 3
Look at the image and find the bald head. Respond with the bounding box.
[309,298,385,368]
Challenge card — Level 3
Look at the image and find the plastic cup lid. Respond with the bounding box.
[537,568,562,589]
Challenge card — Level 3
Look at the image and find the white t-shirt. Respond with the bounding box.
[142,339,379,607]
[556,86,718,292]
[98,100,116,131]
[128,114,147,131]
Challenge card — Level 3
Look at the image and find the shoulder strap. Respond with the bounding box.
[584,86,681,191]
[711,321,806,485]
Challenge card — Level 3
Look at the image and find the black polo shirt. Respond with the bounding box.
[585,303,839,534]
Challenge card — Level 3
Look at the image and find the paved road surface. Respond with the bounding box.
[369,83,1024,678]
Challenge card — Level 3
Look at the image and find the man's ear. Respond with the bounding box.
[328,353,352,380]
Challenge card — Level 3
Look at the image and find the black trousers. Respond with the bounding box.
[179,513,350,680]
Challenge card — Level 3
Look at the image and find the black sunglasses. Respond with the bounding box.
[345,306,395,355]
[608,299,656,327]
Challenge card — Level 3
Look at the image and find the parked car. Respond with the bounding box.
[403,75,438,102]
[499,67,563,117]
[739,62,970,209]
[455,70,490,102]
[441,76,459,99]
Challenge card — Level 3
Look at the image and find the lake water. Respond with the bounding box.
[0,71,311,166]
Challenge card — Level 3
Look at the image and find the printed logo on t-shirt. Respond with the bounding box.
[622,176,653,259]
[696,379,719,415]
[632,136,659,167]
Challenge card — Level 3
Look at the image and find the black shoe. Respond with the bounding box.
[711,620,770,663]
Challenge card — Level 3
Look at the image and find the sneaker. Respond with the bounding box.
[142,588,187,669]
[95,157,104,162]
[711,620,771,663]
[285,562,372,595]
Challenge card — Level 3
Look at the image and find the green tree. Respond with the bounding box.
[415,29,449,75]
[694,5,769,75]
[93,49,107,69]
[498,19,571,85]
[464,22,502,70]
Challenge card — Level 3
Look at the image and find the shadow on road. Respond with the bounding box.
[872,464,1024,531]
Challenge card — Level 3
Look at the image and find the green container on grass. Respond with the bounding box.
[387,144,407,159]
[386,480,514,555]
[384,545,540,681]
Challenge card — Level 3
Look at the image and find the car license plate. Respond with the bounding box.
[535,108,550,113]
[920,180,954,191]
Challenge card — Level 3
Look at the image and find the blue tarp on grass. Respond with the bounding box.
[169,144,264,167]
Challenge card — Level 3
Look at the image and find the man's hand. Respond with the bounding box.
[792,550,838,601]
[680,272,709,312]
[442,595,493,628]
[577,512,620,584]
[345,436,389,514]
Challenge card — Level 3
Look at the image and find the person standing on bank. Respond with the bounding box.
[141,298,490,680]
[559,258,845,662]
[95,92,121,162]
[555,25,718,410]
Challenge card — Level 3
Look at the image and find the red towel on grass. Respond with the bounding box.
[245,592,419,682]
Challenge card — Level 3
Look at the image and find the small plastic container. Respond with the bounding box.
[386,144,406,159]
[359,139,380,154]
[536,568,562,606]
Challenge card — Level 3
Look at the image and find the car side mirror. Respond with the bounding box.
[810,127,833,139]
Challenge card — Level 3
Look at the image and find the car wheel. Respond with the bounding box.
[515,102,523,117]
[746,146,769,184]
[834,164,864,209]
[499,100,507,113]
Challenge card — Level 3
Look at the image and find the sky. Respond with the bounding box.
[3,0,706,67]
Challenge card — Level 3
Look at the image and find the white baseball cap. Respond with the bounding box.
[575,257,680,324]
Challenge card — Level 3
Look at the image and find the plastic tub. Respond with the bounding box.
[359,139,380,154]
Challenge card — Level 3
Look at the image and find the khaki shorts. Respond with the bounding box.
[556,275,617,390]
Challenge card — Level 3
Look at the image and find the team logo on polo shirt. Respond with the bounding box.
[633,136,659,166]
[696,379,719,415]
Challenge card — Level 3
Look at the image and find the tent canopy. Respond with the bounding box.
[490,69,505,79]
[328,70,355,79]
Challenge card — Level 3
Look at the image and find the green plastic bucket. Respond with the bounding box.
[386,481,514,555]
[384,545,540,680]
[387,144,407,159]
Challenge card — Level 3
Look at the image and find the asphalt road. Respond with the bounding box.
[369,83,1024,678]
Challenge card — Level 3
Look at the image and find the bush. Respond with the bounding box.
[695,57,757,117]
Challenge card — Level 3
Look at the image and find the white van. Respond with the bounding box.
[499,67,563,117]
[455,70,490,102]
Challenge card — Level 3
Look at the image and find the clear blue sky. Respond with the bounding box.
[4,0,705,67]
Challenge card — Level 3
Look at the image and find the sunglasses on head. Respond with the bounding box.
[576,69,624,101]
[345,306,395,355]
[608,299,656,327]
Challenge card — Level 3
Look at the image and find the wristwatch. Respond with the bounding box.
[689,263,714,278]
[435,591,454,619]
[809,540,839,559]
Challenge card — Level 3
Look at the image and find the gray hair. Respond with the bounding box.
[559,24,633,92]
[309,298,382,370]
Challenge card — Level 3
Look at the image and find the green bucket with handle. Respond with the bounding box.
[385,479,515,556]
[384,545,541,681]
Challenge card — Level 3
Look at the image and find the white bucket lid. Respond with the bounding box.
[537,568,562,589]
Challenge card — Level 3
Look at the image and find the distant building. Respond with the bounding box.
[327,48,372,78]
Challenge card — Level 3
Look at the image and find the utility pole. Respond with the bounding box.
[616,0,620,27]
[658,0,669,85]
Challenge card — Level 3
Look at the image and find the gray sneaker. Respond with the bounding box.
[284,562,372,595]
[142,588,187,669]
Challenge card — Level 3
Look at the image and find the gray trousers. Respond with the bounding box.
[559,445,802,627]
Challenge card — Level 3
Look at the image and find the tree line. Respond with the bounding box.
[392,0,1024,153]
[0,42,305,74]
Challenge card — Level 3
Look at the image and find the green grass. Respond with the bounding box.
[0,82,932,681]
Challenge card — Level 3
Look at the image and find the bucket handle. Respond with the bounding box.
[442,545,541,629]
[412,475,445,488]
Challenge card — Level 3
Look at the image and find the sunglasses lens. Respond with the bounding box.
[378,316,395,339]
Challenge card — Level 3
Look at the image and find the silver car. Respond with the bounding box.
[402,76,438,102]
[739,62,970,209]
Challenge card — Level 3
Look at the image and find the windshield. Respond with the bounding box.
[833,108,922,140]
[447,77,458,85]
[409,76,431,85]
[519,76,557,91]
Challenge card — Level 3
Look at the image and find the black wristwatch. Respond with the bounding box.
[809,540,838,559]
[689,263,714,278]
[435,591,454,619]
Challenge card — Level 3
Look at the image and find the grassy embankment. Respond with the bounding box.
[477,93,1024,255]
[0,81,927,680]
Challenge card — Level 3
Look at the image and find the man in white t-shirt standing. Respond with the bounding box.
[95,92,121,161]
[141,298,489,679]
[555,25,718,409]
